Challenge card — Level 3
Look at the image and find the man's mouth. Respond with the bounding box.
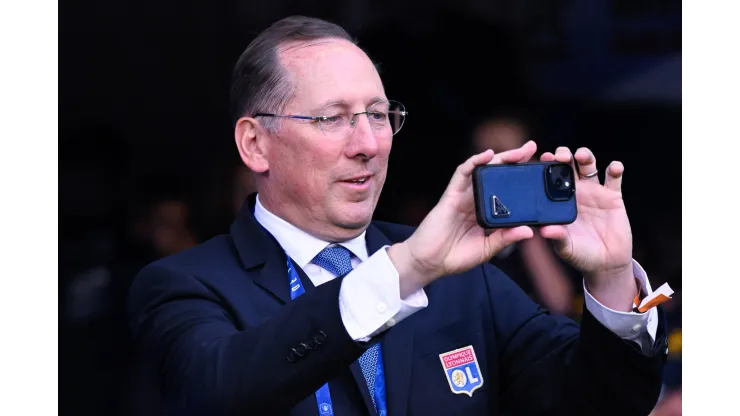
[341,174,373,185]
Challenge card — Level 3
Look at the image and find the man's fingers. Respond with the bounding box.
[538,225,571,256]
[447,149,494,192]
[554,146,573,164]
[489,140,537,165]
[449,142,537,193]
[574,147,599,183]
[459,149,494,176]
[604,161,624,192]
[539,225,569,241]
[553,147,580,182]
[544,146,623,193]
[486,226,533,255]
[540,152,556,162]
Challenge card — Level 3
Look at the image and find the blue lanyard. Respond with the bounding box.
[287,255,334,415]
[374,347,388,416]
[286,254,388,416]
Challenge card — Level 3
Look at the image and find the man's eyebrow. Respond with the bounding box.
[312,97,388,112]
[313,99,348,110]
[367,96,387,106]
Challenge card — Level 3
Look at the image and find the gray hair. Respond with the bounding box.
[229,16,356,133]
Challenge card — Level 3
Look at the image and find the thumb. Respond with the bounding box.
[539,225,570,251]
[485,226,534,257]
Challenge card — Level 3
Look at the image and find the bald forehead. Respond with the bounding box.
[277,38,385,110]
[278,38,371,69]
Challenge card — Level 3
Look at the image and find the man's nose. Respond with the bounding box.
[346,113,379,159]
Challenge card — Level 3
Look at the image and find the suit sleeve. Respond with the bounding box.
[127,265,368,415]
[483,264,668,416]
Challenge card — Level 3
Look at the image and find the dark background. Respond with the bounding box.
[59,0,681,414]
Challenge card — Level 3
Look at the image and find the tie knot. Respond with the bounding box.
[313,245,354,276]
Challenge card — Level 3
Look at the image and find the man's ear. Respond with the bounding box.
[235,117,269,173]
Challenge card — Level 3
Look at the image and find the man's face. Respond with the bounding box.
[261,39,392,241]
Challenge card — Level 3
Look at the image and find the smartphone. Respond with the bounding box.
[472,162,577,228]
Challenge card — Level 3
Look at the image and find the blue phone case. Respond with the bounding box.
[472,162,578,228]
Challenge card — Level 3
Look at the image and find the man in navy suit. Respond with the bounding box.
[128,16,668,415]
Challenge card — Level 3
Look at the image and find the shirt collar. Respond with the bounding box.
[253,194,369,269]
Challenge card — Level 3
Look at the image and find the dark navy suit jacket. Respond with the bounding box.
[128,195,668,415]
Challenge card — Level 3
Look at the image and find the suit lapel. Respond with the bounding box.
[365,224,417,416]
[230,193,291,304]
[232,204,416,414]
[294,263,316,292]
[379,318,416,415]
[350,361,376,415]
[295,244,376,414]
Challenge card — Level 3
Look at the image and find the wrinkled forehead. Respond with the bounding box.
[278,39,386,112]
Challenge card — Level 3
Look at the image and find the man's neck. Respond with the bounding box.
[254,193,369,267]
[255,191,365,243]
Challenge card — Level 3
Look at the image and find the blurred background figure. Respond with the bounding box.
[132,194,198,258]
[472,115,531,155]
[60,169,199,415]
[471,114,579,315]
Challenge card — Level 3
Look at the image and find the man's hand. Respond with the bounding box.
[538,147,637,311]
[389,142,537,297]
[389,143,638,312]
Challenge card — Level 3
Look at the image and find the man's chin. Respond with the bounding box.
[336,210,372,229]
[324,198,377,235]
[332,209,373,232]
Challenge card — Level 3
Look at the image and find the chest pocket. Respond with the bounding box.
[409,314,490,415]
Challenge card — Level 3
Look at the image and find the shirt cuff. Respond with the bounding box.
[338,246,428,341]
[583,259,659,350]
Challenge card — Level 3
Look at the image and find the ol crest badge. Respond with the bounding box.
[439,345,484,397]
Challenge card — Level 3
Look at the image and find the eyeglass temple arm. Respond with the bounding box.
[254,113,317,120]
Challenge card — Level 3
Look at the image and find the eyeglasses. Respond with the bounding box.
[255,99,407,141]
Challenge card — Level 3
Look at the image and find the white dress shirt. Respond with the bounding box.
[254,195,658,349]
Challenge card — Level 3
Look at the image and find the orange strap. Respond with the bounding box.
[636,294,672,313]
[633,278,673,313]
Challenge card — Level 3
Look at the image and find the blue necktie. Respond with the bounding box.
[313,246,382,413]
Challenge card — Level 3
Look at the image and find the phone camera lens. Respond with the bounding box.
[546,163,575,201]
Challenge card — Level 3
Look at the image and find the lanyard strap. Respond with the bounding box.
[374,346,388,416]
[286,254,388,415]
[287,255,335,415]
